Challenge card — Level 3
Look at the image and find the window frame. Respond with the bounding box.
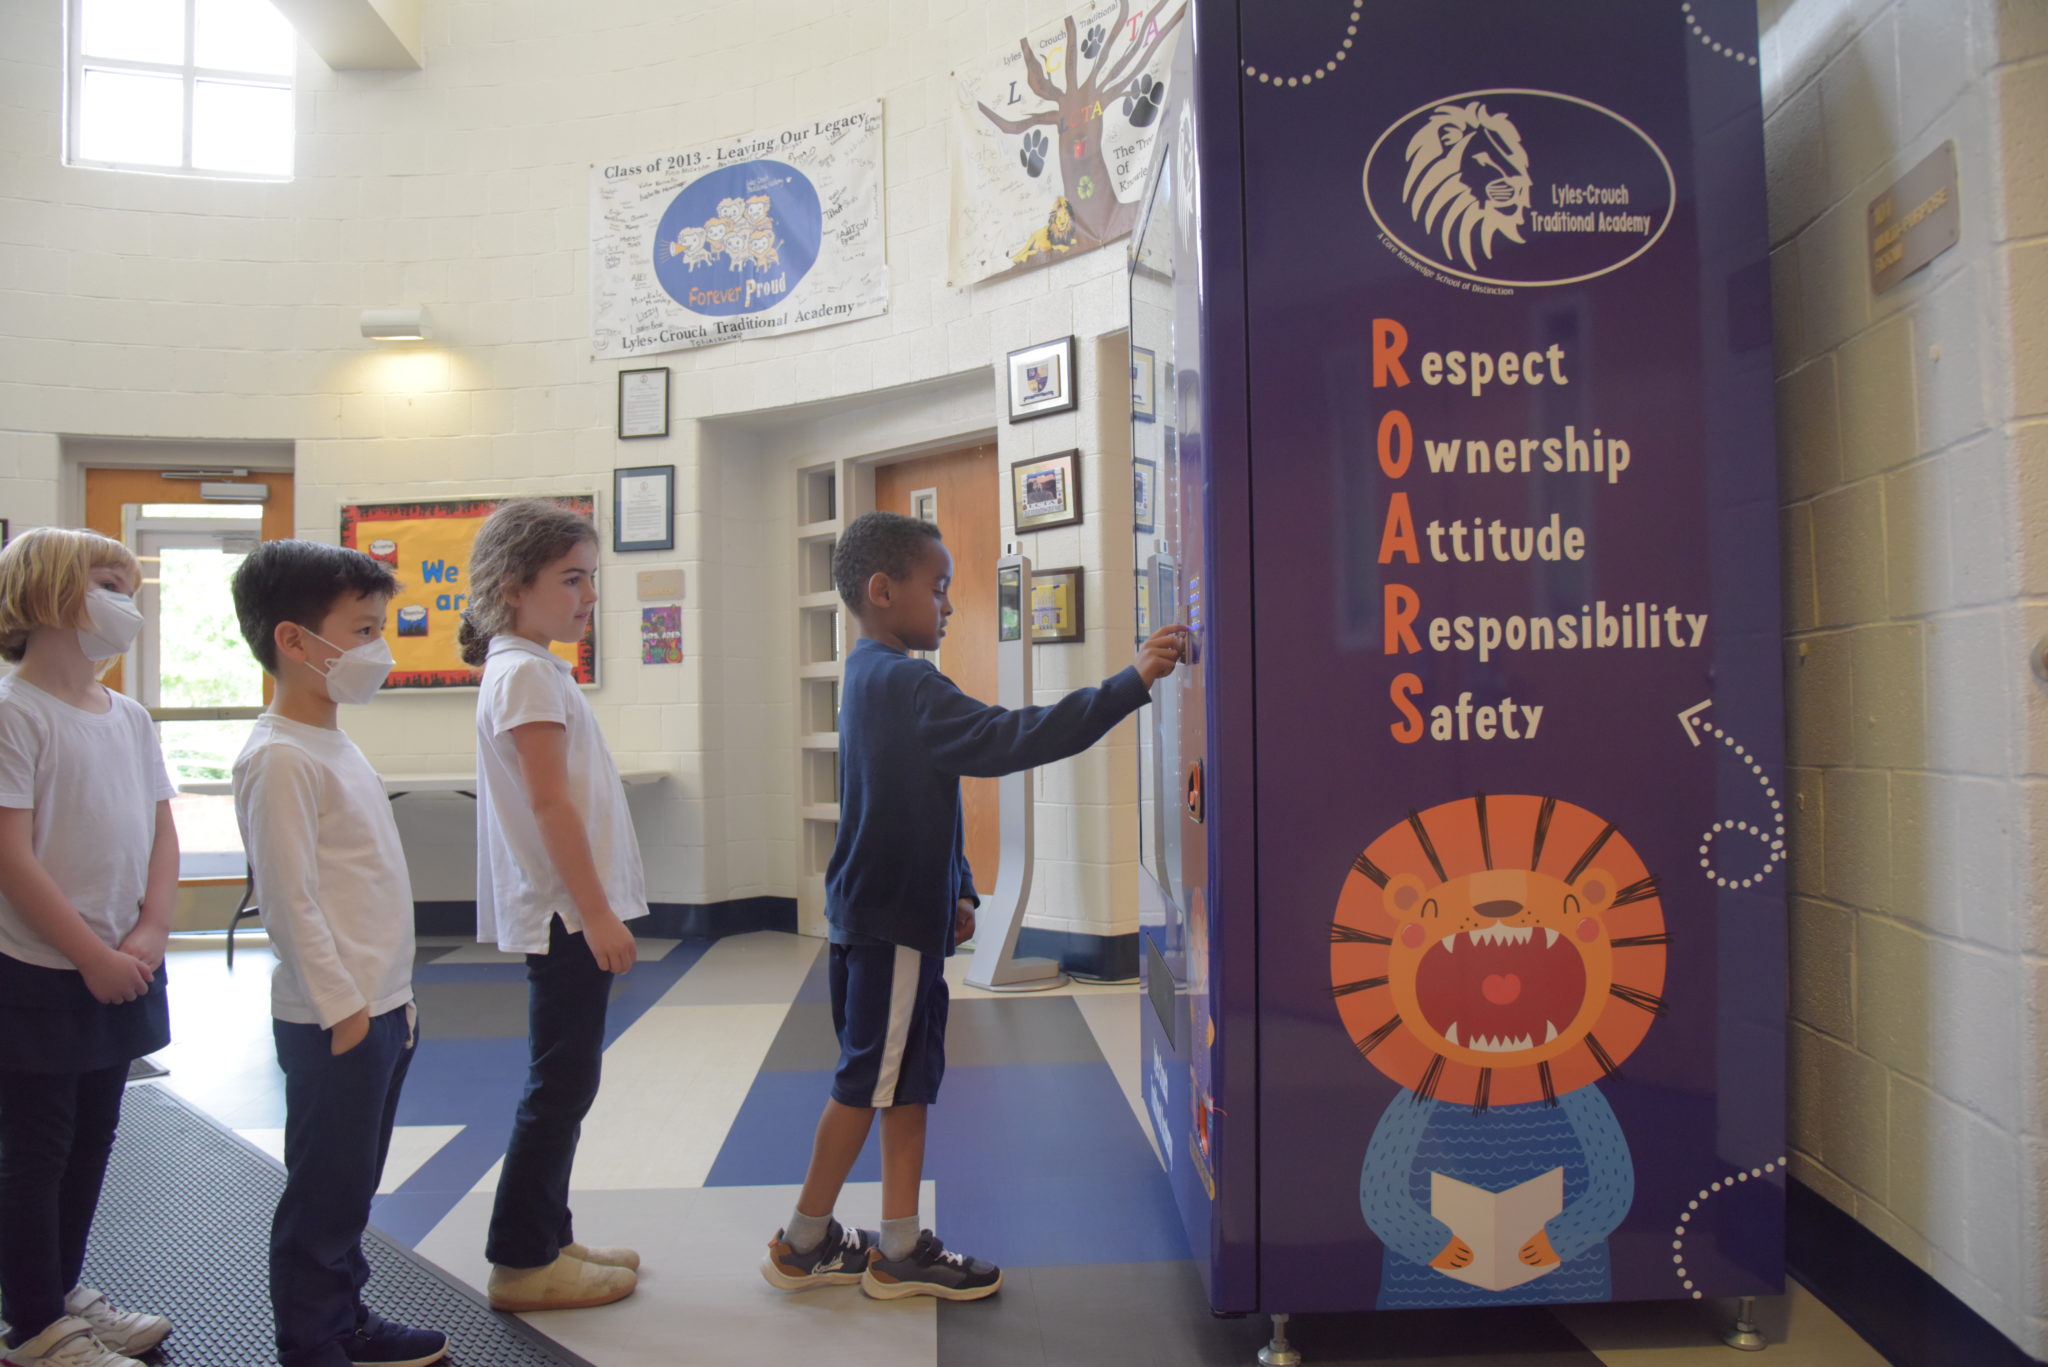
[64,0,296,182]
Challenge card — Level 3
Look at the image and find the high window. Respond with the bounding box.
[66,0,296,179]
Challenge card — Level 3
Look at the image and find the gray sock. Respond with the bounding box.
[880,1215,920,1262]
[786,1207,833,1255]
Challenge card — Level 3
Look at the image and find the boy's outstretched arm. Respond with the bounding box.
[915,625,1186,779]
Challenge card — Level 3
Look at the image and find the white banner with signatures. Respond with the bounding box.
[591,102,886,356]
[948,2,1185,286]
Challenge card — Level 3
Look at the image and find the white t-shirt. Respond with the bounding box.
[0,678,176,970]
[475,635,648,953]
[233,714,416,1027]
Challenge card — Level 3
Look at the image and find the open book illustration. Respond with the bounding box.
[1429,1167,1565,1291]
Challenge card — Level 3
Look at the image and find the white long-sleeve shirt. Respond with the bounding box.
[232,714,414,1027]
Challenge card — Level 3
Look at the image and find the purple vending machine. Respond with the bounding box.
[1132,0,1786,1344]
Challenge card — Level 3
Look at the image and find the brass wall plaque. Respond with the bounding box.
[1869,142,1959,294]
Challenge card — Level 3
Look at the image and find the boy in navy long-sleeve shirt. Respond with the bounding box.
[760,512,1185,1302]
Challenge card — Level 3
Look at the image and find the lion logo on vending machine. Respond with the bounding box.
[1331,795,1666,1307]
[1401,101,1532,271]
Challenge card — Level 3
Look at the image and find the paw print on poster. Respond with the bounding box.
[1125,72,1165,127]
[1019,128,1049,177]
[1081,24,1105,59]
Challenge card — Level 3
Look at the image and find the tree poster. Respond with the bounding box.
[949,1,1185,286]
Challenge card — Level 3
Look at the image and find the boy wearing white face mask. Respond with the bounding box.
[0,529,178,1367]
[228,541,449,1367]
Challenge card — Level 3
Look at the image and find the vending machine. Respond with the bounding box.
[1130,0,1787,1330]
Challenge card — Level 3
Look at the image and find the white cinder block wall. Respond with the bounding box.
[1764,0,2048,1351]
[0,0,1144,945]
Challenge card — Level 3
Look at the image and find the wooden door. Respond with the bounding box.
[875,443,1000,892]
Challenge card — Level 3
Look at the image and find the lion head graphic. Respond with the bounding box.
[1402,101,1533,271]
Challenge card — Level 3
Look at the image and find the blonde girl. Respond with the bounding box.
[0,529,177,1367]
[457,501,645,1313]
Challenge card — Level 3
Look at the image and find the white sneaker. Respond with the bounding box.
[563,1240,640,1271]
[487,1252,635,1312]
[62,1289,170,1358]
[0,1317,143,1367]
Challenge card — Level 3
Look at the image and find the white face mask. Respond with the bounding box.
[78,586,143,662]
[304,631,394,705]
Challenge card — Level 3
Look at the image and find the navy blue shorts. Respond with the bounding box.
[829,942,947,1109]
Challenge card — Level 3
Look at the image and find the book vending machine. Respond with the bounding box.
[1129,0,1788,1352]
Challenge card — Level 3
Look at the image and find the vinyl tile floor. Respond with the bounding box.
[138,932,1891,1367]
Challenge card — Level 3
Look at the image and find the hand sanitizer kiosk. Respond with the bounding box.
[965,550,1068,992]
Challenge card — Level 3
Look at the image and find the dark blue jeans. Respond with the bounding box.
[484,915,612,1269]
[271,1005,414,1367]
[0,1063,126,1347]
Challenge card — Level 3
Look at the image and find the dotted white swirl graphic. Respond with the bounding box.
[1680,1,1759,66]
[1680,702,1785,890]
[1242,7,1361,86]
[1674,1158,1787,1297]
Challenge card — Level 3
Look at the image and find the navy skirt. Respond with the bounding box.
[0,950,170,1075]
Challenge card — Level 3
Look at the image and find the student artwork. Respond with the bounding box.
[1028,565,1085,643]
[949,0,1188,284]
[339,496,598,688]
[1133,457,1157,534]
[1007,337,1078,421]
[591,101,885,356]
[1011,450,1083,531]
[640,607,682,665]
[1331,795,1665,1308]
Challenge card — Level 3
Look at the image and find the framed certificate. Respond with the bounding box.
[613,464,676,553]
[617,366,670,439]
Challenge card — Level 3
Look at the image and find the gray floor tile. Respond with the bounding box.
[412,979,535,1037]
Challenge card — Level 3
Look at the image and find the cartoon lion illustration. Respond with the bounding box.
[749,227,780,273]
[717,196,748,231]
[670,225,711,270]
[744,194,775,234]
[1402,101,1532,271]
[1010,197,1078,266]
[702,218,734,264]
[1332,795,1665,1308]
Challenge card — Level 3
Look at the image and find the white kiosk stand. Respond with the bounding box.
[965,550,1069,992]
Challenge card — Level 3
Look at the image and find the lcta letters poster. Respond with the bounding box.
[590,102,887,357]
[949,1,1184,286]
[339,496,597,689]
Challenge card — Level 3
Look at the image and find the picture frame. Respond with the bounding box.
[617,366,670,439]
[1029,565,1085,644]
[1011,449,1083,533]
[1131,345,1156,422]
[0,520,9,546]
[1133,458,1157,535]
[1006,336,1077,422]
[613,464,676,553]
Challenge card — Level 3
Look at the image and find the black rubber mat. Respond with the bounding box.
[67,1082,592,1367]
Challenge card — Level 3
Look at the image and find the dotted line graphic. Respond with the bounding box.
[1242,7,1360,86]
[1675,1157,1787,1297]
[1681,2,1759,66]
[1696,722,1785,890]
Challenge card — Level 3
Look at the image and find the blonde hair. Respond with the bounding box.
[0,527,142,663]
[456,499,598,667]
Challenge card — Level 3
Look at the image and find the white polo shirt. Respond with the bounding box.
[233,713,416,1027]
[0,678,176,970]
[475,635,648,953]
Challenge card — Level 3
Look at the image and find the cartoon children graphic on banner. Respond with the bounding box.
[1331,795,1666,1308]
[652,161,821,315]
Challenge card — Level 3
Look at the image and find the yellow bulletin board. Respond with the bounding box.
[339,496,598,688]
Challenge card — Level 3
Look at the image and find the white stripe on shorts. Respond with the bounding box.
[868,944,923,1108]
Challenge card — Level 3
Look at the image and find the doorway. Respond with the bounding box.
[874,443,1000,889]
[83,466,295,887]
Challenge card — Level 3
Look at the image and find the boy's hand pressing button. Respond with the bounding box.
[1135,625,1190,687]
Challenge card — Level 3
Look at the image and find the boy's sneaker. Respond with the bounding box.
[761,1218,879,1290]
[860,1231,1003,1301]
[343,1312,447,1367]
[1,1317,143,1367]
[563,1240,640,1271]
[487,1251,636,1312]
[62,1288,170,1358]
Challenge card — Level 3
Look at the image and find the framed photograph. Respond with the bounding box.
[1006,336,1077,422]
[1029,565,1085,644]
[613,464,676,553]
[1011,450,1083,533]
[1133,458,1157,535]
[617,366,670,439]
[1131,345,1156,422]
[1135,570,1151,642]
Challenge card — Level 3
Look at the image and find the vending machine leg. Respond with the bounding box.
[1256,1313,1303,1366]
[1722,1296,1768,1352]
